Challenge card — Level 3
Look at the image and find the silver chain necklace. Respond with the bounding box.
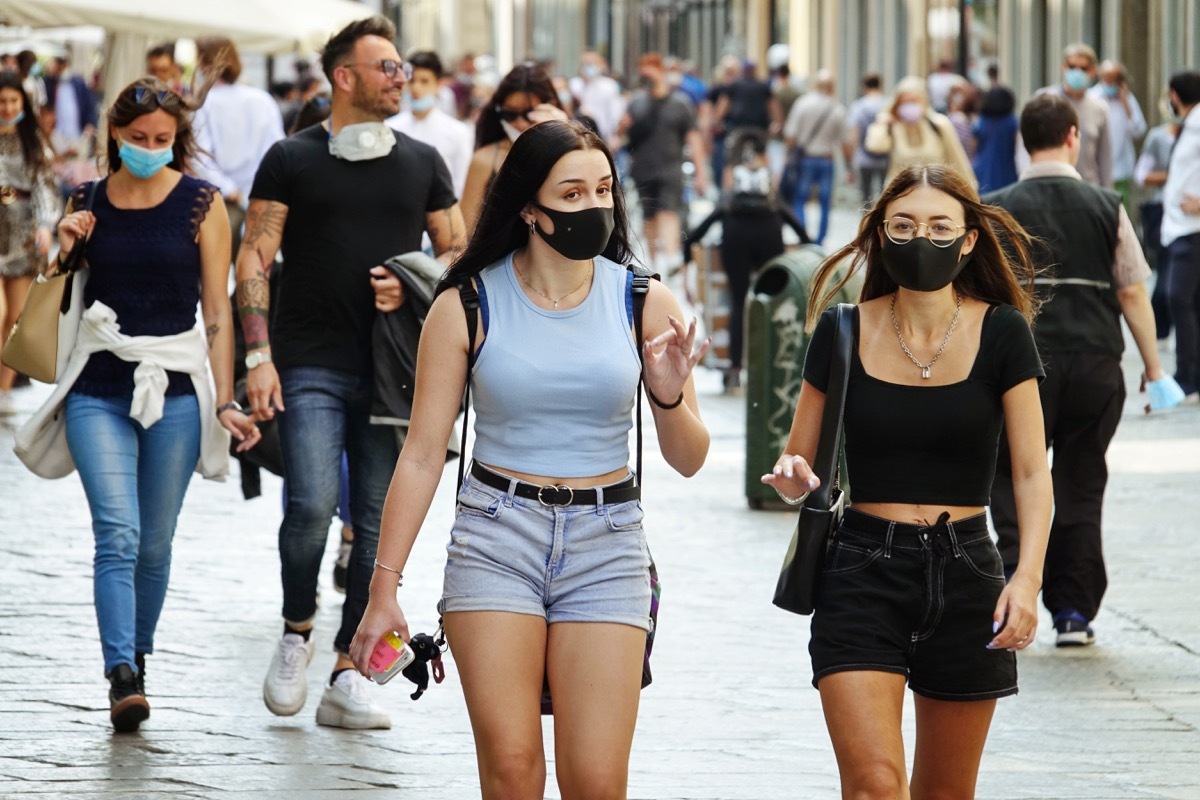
[515,262,593,309]
[889,291,962,379]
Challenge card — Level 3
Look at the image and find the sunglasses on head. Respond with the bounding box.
[495,105,534,123]
[133,86,178,108]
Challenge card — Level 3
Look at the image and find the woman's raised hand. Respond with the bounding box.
[641,315,709,404]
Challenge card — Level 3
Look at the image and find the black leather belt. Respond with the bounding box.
[470,462,640,506]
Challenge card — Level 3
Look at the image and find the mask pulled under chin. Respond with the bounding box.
[533,203,615,261]
[881,235,972,292]
[501,119,522,142]
[328,122,396,161]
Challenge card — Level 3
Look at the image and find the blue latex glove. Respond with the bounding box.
[1146,375,1186,412]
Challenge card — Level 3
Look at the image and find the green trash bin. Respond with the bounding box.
[744,245,858,510]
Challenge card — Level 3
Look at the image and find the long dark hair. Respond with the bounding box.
[806,164,1039,330]
[475,62,562,150]
[0,71,49,174]
[439,119,636,294]
[105,77,201,175]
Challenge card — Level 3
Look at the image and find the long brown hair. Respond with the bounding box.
[806,164,1039,330]
[104,77,203,176]
[0,71,49,174]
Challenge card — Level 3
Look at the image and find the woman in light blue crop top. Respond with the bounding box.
[350,120,711,798]
[764,165,1052,798]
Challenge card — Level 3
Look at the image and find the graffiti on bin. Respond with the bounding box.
[767,296,806,454]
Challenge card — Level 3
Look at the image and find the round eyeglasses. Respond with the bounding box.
[343,59,413,81]
[883,217,968,247]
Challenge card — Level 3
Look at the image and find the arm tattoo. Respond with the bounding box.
[236,265,271,351]
[242,202,286,250]
[206,324,219,350]
[432,208,466,260]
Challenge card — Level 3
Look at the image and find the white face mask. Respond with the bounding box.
[328,121,396,161]
[500,119,522,142]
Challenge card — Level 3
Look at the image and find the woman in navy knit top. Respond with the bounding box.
[51,78,259,732]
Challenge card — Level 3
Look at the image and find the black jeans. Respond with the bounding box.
[1167,232,1200,393]
[719,213,786,369]
[991,351,1125,620]
[1140,201,1171,339]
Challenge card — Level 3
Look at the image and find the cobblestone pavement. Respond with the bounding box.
[2,205,1198,798]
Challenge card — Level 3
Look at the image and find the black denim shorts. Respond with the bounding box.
[809,508,1018,702]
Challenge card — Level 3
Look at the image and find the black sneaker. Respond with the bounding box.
[1053,611,1095,647]
[107,663,150,733]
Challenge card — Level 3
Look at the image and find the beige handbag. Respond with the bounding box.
[1,181,96,384]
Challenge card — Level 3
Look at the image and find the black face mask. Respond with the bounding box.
[532,203,615,261]
[881,234,972,292]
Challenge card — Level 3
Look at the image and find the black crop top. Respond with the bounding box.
[802,304,1044,506]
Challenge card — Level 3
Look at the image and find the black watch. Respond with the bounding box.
[216,400,243,418]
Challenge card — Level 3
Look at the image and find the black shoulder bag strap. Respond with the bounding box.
[630,266,654,487]
[805,303,855,509]
[59,179,100,276]
[456,279,480,490]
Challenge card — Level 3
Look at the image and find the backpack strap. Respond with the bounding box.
[456,278,480,490]
[627,264,659,489]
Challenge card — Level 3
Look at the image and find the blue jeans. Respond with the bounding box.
[65,393,201,674]
[793,156,835,245]
[277,367,399,654]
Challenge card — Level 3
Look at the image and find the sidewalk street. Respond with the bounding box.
[1,203,1198,798]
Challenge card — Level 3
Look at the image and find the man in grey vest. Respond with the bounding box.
[986,93,1182,648]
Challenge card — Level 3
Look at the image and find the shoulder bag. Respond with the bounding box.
[772,303,855,615]
[456,264,661,714]
[2,180,99,384]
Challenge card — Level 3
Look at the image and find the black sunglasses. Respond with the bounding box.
[495,105,534,123]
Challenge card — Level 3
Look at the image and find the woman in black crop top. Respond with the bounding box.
[763,165,1052,798]
[37,78,260,733]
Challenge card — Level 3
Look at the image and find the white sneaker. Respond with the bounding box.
[315,669,392,730]
[263,633,315,716]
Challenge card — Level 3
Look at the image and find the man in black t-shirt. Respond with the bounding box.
[619,52,708,281]
[235,16,465,730]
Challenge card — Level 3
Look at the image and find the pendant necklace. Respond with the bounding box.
[890,291,962,379]
[516,262,593,309]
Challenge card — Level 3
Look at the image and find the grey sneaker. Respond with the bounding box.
[315,670,391,729]
[263,633,315,715]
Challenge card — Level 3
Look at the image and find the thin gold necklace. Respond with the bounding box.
[890,291,962,379]
[515,262,593,309]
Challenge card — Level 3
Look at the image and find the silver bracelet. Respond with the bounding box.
[373,559,404,586]
[775,489,809,506]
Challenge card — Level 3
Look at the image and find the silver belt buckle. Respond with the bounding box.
[537,484,574,506]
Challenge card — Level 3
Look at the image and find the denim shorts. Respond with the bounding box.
[438,467,653,631]
[809,508,1018,702]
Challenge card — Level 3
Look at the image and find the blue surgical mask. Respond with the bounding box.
[1064,68,1091,92]
[118,138,174,179]
[410,93,436,113]
[1101,83,1119,98]
[0,110,24,127]
[582,64,600,79]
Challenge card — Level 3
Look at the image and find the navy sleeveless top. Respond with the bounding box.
[70,175,217,398]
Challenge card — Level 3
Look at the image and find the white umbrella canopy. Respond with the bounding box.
[0,0,374,54]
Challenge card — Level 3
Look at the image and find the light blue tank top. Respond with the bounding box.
[470,252,643,478]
